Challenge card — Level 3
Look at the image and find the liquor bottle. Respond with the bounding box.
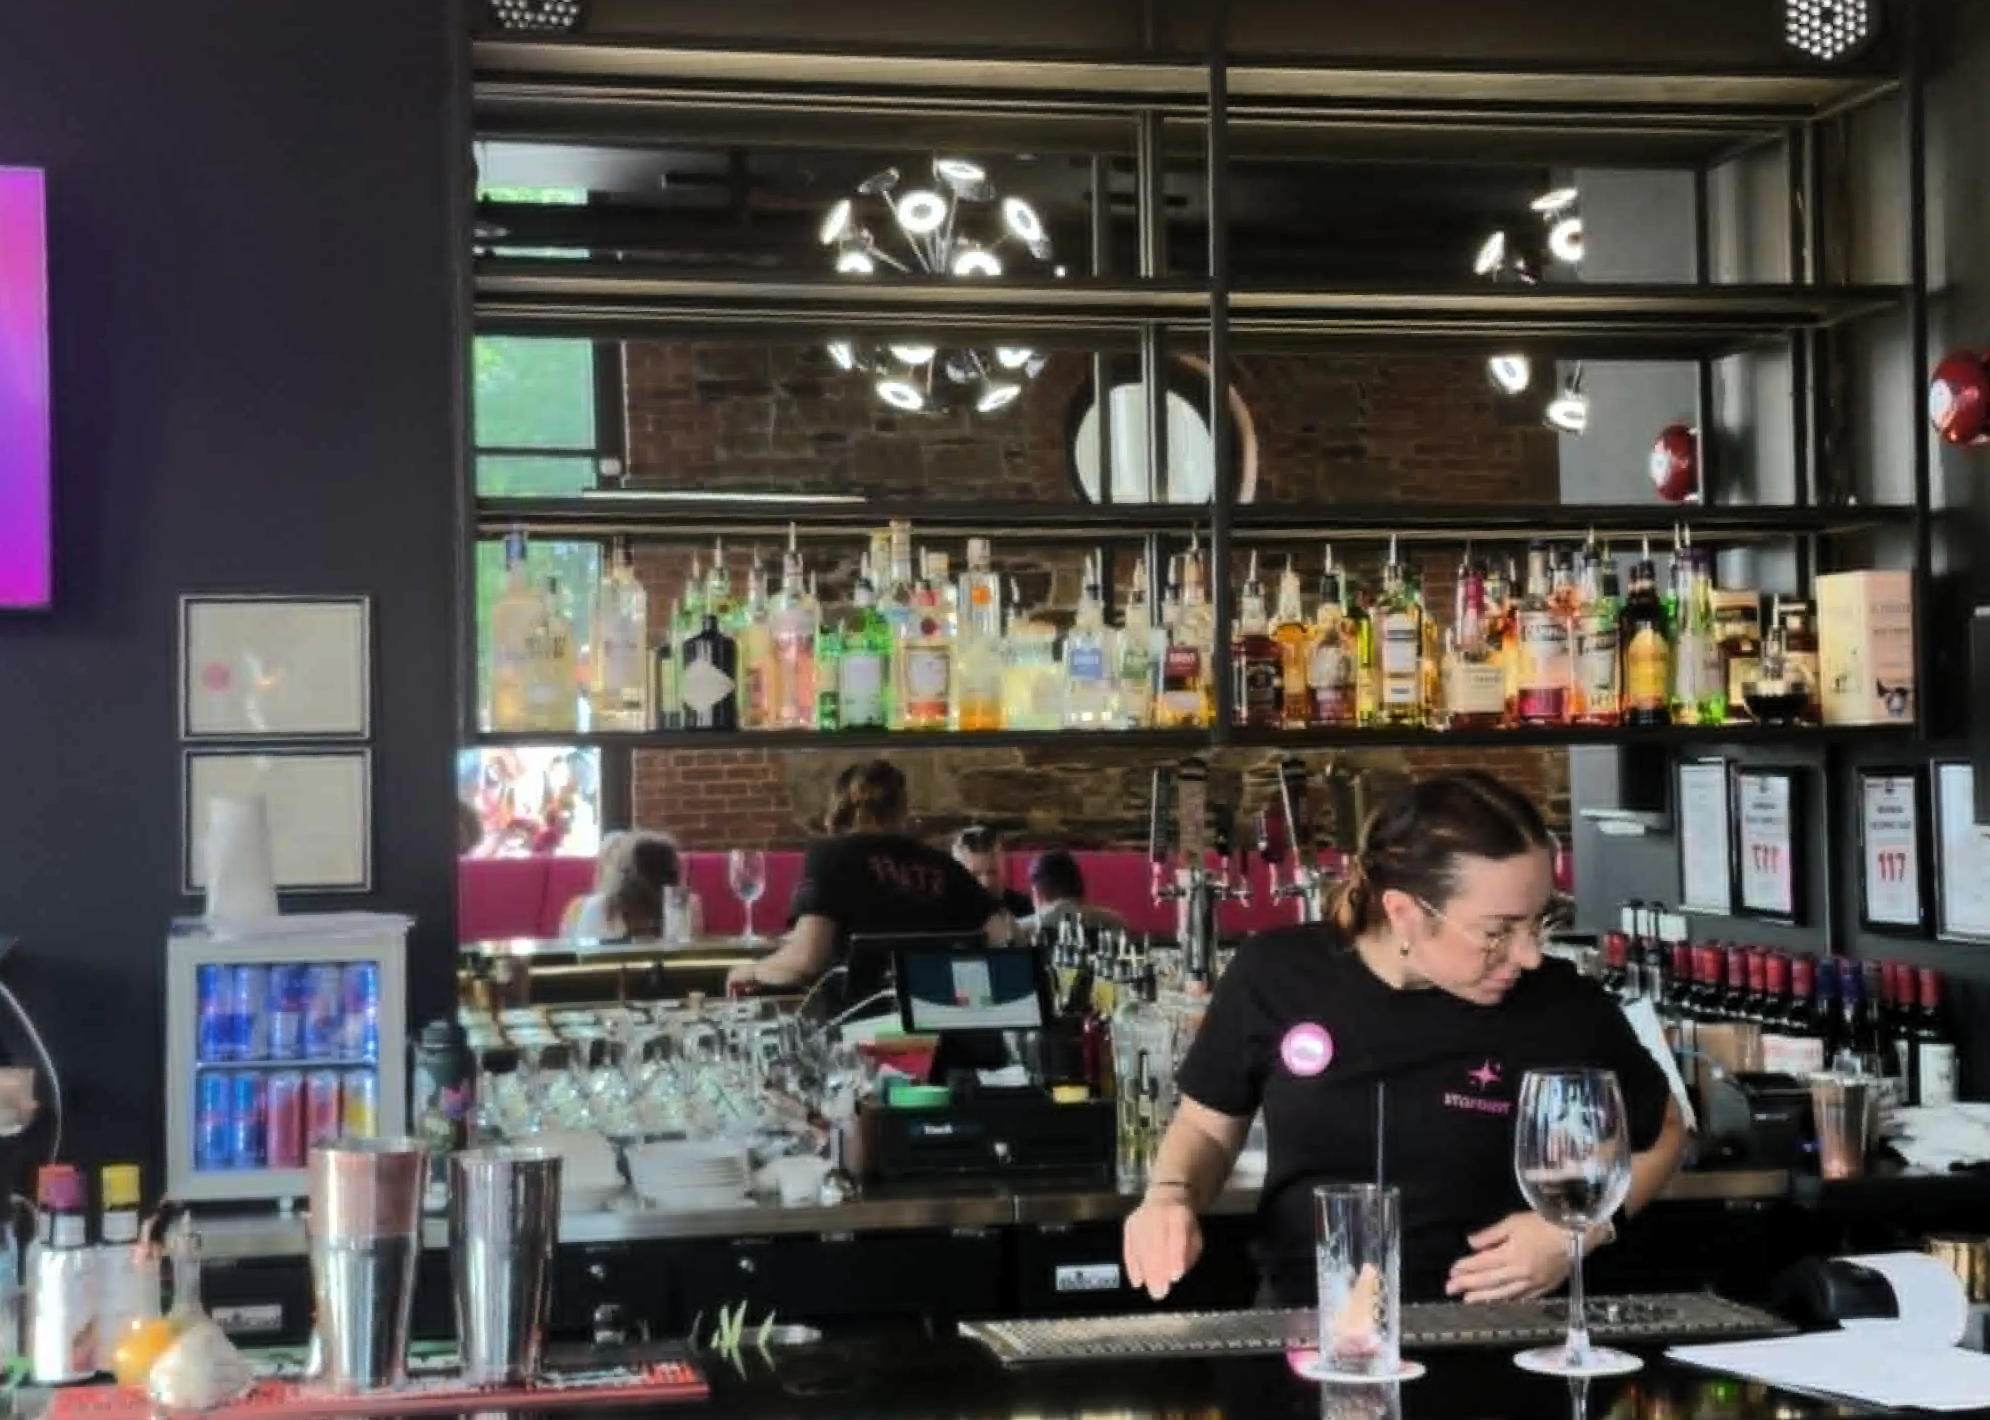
[1837,958,1877,1066]
[1308,549,1359,727]
[1493,556,1521,721]
[1618,545,1672,727]
[901,552,955,731]
[1158,545,1214,728]
[1110,968,1173,1188]
[1418,568,1443,719]
[1572,549,1622,725]
[769,527,817,730]
[93,1163,157,1373]
[489,530,540,731]
[1064,554,1118,729]
[1672,545,1725,725]
[737,561,775,729]
[1911,967,1958,1106]
[1117,559,1156,729]
[529,576,579,733]
[589,537,650,731]
[955,537,1005,732]
[1777,599,1822,724]
[652,598,683,730]
[705,539,738,631]
[679,611,739,731]
[1233,552,1283,728]
[818,559,892,731]
[1003,585,1063,731]
[1514,541,1571,725]
[1271,559,1314,729]
[1371,535,1425,727]
[1443,560,1508,730]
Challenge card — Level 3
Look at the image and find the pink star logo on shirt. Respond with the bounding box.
[1466,1059,1501,1091]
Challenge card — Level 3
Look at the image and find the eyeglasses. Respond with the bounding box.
[1412,896,1572,962]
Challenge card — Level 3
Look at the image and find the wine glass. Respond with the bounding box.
[729,848,768,941]
[1512,1068,1640,1377]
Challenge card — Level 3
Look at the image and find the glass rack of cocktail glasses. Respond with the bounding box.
[457,996,851,1213]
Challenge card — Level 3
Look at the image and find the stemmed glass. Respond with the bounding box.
[729,848,768,942]
[1512,1068,1640,1378]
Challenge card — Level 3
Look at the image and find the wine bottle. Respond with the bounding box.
[1758,952,1795,1073]
[1912,967,1958,1106]
[1783,955,1827,1076]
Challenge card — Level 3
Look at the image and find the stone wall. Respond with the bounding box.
[618,337,1570,851]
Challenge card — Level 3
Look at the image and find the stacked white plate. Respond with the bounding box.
[517,1128,626,1213]
[626,1139,752,1211]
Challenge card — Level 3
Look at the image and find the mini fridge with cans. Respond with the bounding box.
[165,912,410,1202]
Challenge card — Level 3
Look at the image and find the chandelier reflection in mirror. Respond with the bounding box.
[821,157,1057,414]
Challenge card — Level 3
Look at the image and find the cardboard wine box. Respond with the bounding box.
[1816,570,1915,725]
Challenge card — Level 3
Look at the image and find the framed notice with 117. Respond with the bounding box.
[1857,767,1928,935]
[1733,767,1803,924]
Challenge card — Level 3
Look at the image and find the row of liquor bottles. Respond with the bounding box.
[485,521,1909,735]
[1602,903,1959,1108]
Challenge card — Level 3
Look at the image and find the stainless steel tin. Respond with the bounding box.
[449,1145,561,1385]
[307,1137,425,1391]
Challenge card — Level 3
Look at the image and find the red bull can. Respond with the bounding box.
[195,1073,233,1170]
[340,1069,379,1139]
[195,964,231,1063]
[268,964,309,1060]
[266,1070,305,1168]
[302,964,345,1060]
[228,1071,266,1169]
[340,963,380,1062]
[304,1069,342,1148]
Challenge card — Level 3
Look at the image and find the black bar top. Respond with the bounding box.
[689,1335,1937,1420]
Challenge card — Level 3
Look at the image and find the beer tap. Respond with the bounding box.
[1270,755,1330,922]
[1151,759,1248,984]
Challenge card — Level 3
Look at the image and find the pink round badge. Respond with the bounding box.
[1280,1022,1334,1077]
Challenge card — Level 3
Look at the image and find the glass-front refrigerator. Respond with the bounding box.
[164,913,409,1202]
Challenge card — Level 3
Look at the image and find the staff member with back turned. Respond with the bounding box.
[1123,771,1686,1306]
[727,759,1014,997]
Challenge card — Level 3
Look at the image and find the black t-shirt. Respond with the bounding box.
[1177,924,1671,1305]
[788,832,1000,974]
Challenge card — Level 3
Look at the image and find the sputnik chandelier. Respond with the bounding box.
[1476,186,1587,434]
[820,157,1057,415]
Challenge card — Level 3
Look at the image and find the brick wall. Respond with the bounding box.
[619,338,1568,852]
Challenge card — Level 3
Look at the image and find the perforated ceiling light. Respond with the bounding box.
[1488,354,1532,395]
[1545,369,1589,435]
[486,0,583,31]
[1784,0,1874,61]
[820,155,1058,414]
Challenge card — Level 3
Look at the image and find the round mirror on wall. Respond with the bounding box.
[1065,355,1257,505]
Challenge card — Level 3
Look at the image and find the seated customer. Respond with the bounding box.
[953,825,1035,921]
[574,835,683,942]
[727,760,1013,995]
[1023,849,1127,935]
[560,830,632,938]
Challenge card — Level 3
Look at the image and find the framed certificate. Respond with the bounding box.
[1857,768,1928,935]
[183,747,373,894]
[180,594,371,740]
[1676,758,1734,914]
[1933,760,1990,943]
[1733,767,1802,924]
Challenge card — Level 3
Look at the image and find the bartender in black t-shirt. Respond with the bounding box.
[1123,771,1686,1307]
[725,760,1014,995]
[953,825,1037,922]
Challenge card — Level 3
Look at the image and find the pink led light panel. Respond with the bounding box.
[0,167,50,608]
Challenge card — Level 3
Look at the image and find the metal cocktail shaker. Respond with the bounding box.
[449,1145,560,1385]
[308,1138,426,1391]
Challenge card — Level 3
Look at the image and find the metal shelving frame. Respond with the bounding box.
[457,7,1930,788]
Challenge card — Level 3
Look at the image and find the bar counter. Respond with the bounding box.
[688,1334,1953,1420]
[196,1170,1794,1257]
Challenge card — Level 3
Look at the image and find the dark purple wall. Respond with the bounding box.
[0,2,465,1178]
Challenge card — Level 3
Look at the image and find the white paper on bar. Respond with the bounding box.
[1669,1332,1990,1412]
[1670,1251,1986,1411]
[1836,1251,1970,1348]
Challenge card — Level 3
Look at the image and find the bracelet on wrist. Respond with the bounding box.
[1145,1180,1194,1200]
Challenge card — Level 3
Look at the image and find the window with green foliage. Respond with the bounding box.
[472,186,622,716]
